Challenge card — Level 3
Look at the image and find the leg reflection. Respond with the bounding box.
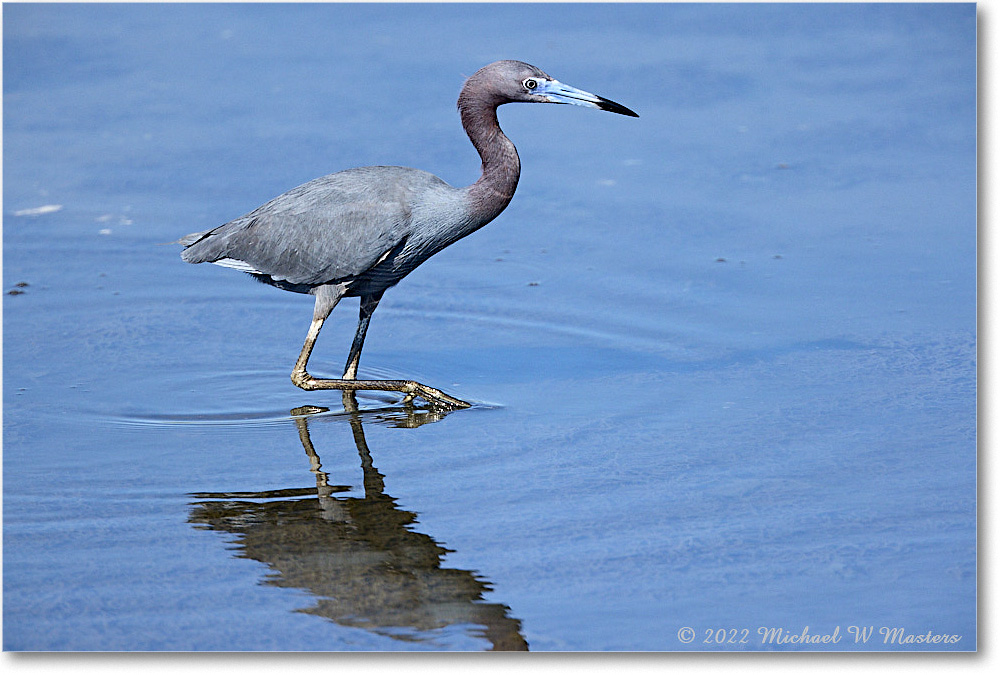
[189,402,527,651]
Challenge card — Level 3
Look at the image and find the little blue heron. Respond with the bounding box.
[180,60,637,408]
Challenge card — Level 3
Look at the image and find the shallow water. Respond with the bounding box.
[3,3,976,651]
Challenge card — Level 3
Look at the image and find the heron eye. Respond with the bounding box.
[523,78,538,91]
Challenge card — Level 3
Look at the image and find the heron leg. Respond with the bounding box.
[343,292,383,380]
[339,293,381,410]
[290,283,346,389]
[290,286,470,409]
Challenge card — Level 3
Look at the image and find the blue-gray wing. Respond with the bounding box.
[181,167,444,286]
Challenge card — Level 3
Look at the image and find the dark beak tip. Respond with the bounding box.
[597,96,639,118]
[605,104,640,118]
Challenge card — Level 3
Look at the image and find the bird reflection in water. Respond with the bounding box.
[188,395,528,651]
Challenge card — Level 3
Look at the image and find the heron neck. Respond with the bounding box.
[460,100,521,223]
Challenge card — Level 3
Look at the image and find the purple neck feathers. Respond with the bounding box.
[458,92,521,224]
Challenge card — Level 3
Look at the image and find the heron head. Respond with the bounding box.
[463,60,639,117]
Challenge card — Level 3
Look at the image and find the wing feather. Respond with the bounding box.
[181,167,448,286]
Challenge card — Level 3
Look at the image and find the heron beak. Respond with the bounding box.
[535,79,639,117]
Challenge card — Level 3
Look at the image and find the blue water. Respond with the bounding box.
[3,3,976,651]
